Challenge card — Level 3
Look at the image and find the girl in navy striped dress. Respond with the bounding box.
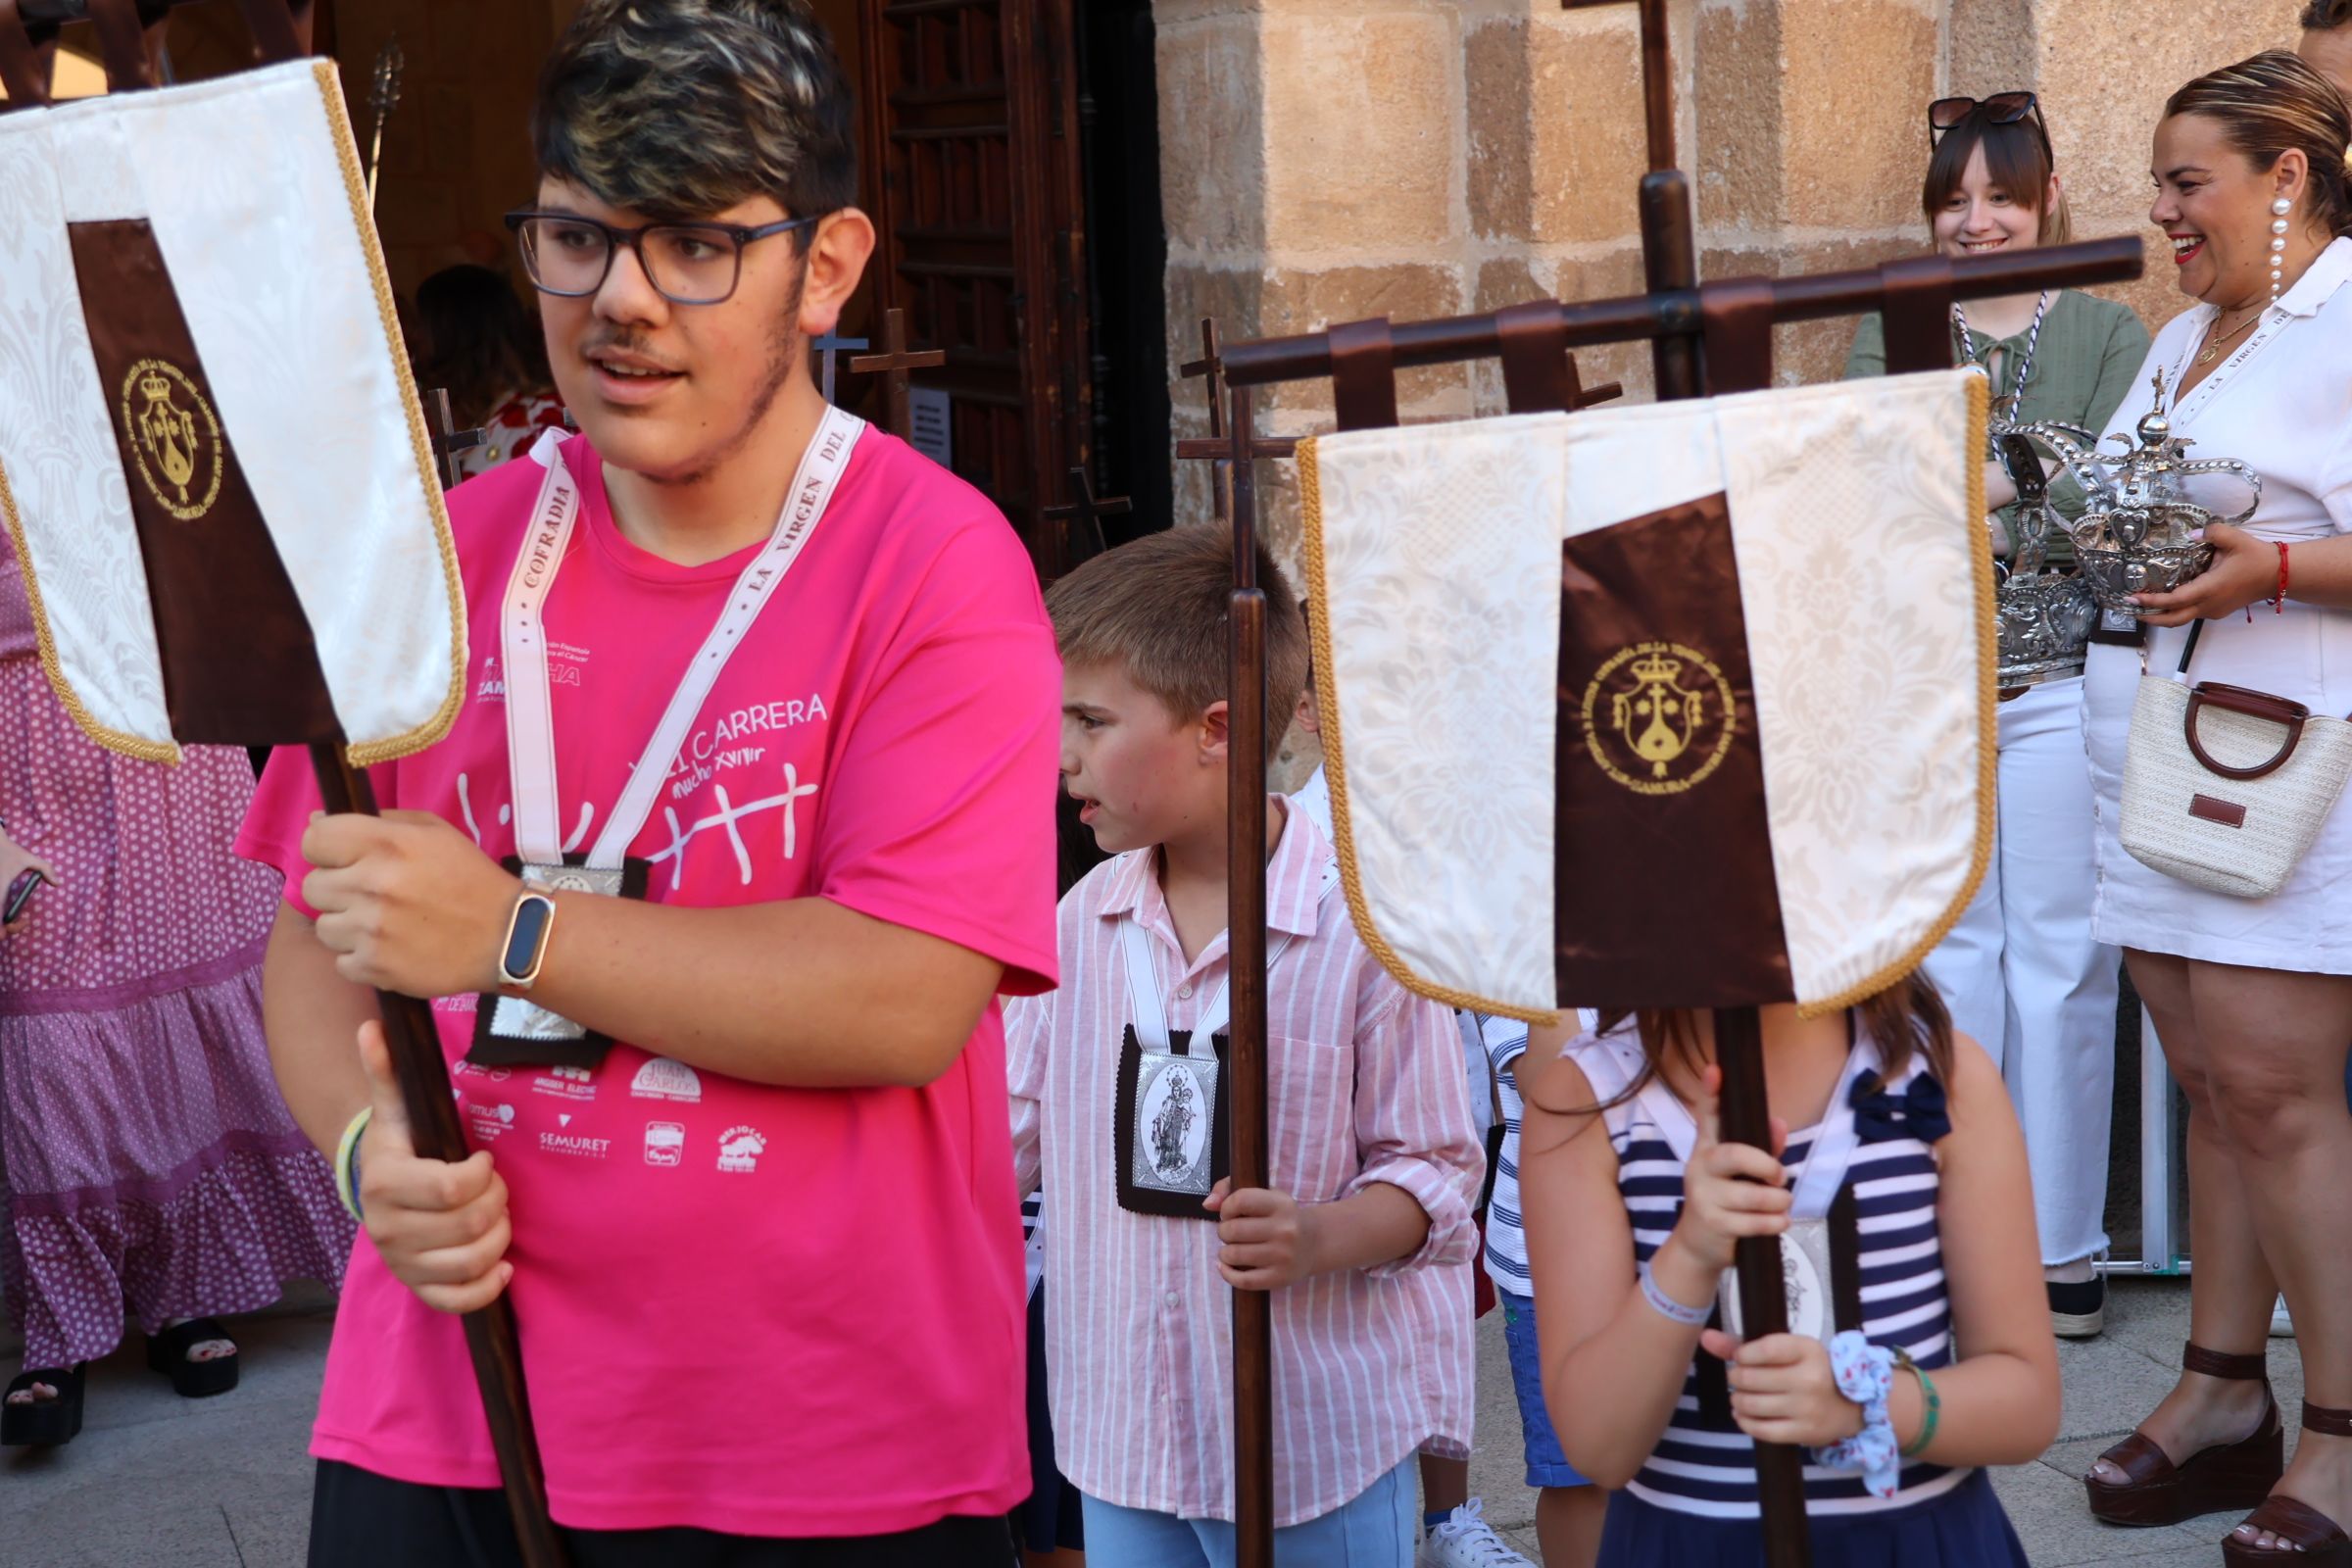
[1516,981,2059,1565]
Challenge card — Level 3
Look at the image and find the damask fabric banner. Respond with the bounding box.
[1298,369,1992,1020]
[0,59,462,766]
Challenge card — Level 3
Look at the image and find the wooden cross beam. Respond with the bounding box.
[1178,318,1297,522]
[1041,464,1132,573]
[421,386,486,490]
[421,387,486,489]
[811,332,867,406]
[848,308,944,440]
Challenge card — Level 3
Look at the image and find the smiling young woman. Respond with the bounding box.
[1843,92,2150,1348]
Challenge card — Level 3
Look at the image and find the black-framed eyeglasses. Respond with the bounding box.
[503,210,825,306]
[1928,92,2055,168]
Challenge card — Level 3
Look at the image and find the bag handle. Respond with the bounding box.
[2184,682,2311,781]
[0,0,51,107]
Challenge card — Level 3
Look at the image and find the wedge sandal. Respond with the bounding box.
[2086,1343,2280,1527]
[2222,1403,2352,1567]
[145,1317,239,1399]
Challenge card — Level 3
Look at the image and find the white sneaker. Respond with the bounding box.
[1419,1498,1537,1568]
[2273,1293,2295,1338]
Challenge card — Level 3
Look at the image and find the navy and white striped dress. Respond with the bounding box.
[1574,1025,2029,1567]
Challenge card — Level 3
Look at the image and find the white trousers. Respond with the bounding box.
[1921,676,2119,1266]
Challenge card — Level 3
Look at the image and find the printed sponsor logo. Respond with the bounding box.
[644,1122,686,1167]
[716,1126,767,1174]
[531,1063,597,1102]
[630,1057,703,1102]
[467,1102,517,1142]
[538,1130,612,1159]
[454,1059,510,1082]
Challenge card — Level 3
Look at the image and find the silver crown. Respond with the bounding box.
[2013,369,2258,621]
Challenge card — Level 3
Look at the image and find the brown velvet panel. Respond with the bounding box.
[68,218,340,746]
[1556,492,1793,1008]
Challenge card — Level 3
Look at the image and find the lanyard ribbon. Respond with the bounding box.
[500,408,864,867]
[1116,858,1341,1052]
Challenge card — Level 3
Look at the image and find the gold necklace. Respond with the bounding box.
[2196,308,2262,366]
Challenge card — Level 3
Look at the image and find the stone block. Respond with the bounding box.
[1778,0,1939,230]
[1694,0,1783,231]
[1260,9,1458,254]
[1466,16,1533,241]
[1527,8,1649,245]
[1157,11,1270,255]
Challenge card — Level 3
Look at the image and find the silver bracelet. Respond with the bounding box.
[1639,1260,1712,1327]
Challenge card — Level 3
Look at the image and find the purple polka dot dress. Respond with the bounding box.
[0,541,353,1372]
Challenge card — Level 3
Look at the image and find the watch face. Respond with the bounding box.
[502,895,556,983]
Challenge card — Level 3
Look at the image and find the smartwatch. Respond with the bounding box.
[498,891,558,989]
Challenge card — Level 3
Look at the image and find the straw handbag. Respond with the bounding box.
[2121,622,2352,899]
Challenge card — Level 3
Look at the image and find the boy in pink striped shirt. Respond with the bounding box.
[1008,524,1483,1568]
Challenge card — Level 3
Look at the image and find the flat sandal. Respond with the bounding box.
[2222,1403,2352,1566]
[2086,1342,2281,1528]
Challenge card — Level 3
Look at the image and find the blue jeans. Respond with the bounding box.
[1078,1455,1416,1568]
[1499,1290,1592,1490]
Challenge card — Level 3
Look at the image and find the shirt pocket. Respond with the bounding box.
[1267,1034,1355,1203]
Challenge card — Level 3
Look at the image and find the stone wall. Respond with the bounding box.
[1156,0,2299,527]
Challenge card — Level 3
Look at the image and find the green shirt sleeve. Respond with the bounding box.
[2086,305,2155,437]
[1843,314,1887,381]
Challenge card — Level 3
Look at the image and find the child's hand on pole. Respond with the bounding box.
[1674,1062,1790,1275]
[1702,1330,1866,1447]
[1204,1179,1314,1290]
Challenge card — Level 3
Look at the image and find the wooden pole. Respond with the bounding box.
[307,748,567,1568]
[1712,1005,1812,1568]
[1225,384,1276,1568]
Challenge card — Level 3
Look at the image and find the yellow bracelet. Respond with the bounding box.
[333,1106,372,1223]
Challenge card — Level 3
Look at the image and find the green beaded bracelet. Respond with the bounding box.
[1894,1349,1940,1459]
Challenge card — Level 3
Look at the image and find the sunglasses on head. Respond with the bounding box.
[1929,91,2055,166]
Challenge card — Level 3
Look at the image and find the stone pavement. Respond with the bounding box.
[1,1274,2293,1567]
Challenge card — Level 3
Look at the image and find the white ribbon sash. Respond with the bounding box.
[500,408,863,867]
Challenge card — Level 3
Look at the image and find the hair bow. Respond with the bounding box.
[1849,1070,1952,1145]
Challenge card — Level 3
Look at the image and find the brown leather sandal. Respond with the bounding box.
[2085,1342,2280,1527]
[2222,1403,2352,1566]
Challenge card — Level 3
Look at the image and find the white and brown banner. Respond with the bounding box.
[1299,370,1993,1020]
[0,59,462,765]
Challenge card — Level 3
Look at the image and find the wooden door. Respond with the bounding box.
[856,0,1089,574]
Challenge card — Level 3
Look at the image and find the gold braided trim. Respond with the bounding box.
[311,58,467,770]
[1298,434,1560,1028]
[1794,370,1995,1019]
[0,455,182,765]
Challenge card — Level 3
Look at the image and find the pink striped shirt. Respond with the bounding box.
[1006,802,1481,1527]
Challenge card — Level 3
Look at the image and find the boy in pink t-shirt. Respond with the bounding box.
[238,5,1056,1564]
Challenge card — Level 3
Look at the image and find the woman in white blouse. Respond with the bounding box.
[2077,54,2352,1565]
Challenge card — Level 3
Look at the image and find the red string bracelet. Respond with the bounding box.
[2276,541,2290,614]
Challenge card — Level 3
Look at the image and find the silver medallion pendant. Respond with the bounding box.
[467,856,650,1070]
[1113,1024,1230,1219]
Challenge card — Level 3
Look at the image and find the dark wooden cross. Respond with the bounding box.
[848,308,944,439]
[811,332,867,406]
[420,387,486,490]
[1176,318,1296,521]
[1041,464,1131,573]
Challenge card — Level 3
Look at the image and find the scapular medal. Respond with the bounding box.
[1114,1022,1231,1219]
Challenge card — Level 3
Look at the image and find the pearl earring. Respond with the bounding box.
[2271,196,2293,306]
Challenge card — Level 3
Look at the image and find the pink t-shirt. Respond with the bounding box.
[237,427,1060,1536]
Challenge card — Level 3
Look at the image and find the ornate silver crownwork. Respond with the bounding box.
[1989,420,2095,688]
[2022,370,2258,620]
